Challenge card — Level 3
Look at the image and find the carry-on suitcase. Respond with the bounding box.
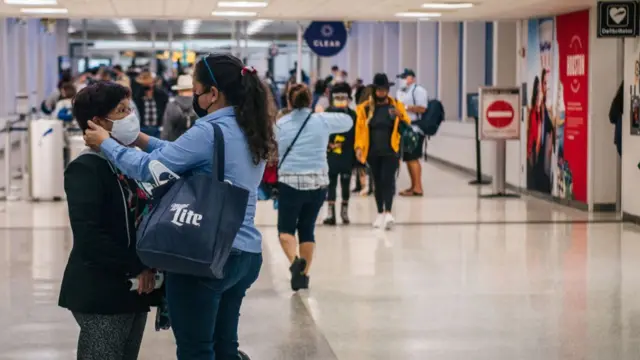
[29,119,65,201]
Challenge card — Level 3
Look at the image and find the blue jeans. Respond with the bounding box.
[165,249,262,360]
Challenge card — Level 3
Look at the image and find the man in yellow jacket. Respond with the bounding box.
[354,73,411,230]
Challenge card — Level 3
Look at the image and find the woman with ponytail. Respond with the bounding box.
[84,54,275,360]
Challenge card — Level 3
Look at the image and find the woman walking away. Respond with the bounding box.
[323,82,357,226]
[275,83,352,291]
[355,73,411,230]
[60,82,160,360]
[84,54,275,360]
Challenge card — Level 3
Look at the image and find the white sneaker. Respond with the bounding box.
[373,214,385,228]
[383,213,395,230]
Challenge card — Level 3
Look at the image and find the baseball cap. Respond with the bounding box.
[397,68,416,79]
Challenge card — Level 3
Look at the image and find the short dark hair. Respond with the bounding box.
[331,65,339,71]
[72,81,131,131]
[113,64,123,72]
[287,83,312,109]
[60,82,77,99]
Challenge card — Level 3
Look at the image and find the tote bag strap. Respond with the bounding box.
[278,111,313,171]
[211,122,225,182]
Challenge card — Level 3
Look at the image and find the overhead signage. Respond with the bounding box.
[304,21,348,57]
[597,1,639,37]
[479,87,521,140]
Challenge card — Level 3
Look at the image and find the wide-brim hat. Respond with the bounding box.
[135,71,156,86]
[371,73,394,89]
[171,74,193,91]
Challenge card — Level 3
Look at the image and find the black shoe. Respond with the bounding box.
[289,257,307,291]
[239,350,250,360]
[300,274,310,289]
[323,204,336,225]
[340,202,350,225]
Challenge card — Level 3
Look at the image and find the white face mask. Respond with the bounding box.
[108,112,140,146]
[399,79,408,89]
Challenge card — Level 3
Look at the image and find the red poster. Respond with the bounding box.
[556,10,589,203]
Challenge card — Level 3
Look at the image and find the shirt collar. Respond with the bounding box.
[200,106,235,123]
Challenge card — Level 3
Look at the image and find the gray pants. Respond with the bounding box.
[72,312,147,360]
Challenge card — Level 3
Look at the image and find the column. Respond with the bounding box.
[371,22,384,75]
[347,22,359,79]
[461,22,486,121]
[417,21,438,99]
[399,21,417,75]
[383,22,400,90]
[150,20,157,74]
[357,22,373,83]
[438,22,460,120]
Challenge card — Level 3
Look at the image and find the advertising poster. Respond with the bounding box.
[525,11,589,202]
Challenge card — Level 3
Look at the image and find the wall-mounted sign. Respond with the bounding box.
[303,21,348,57]
[597,1,639,37]
[479,87,521,140]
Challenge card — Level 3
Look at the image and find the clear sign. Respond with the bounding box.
[597,1,639,37]
[304,22,348,57]
[479,87,521,140]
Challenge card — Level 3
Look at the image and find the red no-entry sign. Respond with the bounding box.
[479,87,521,140]
[485,100,515,128]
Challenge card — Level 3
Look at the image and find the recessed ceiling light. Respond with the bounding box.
[395,12,441,17]
[217,1,268,7]
[212,10,258,16]
[113,19,137,34]
[182,19,202,35]
[422,2,473,9]
[5,0,56,4]
[247,19,272,35]
[19,7,67,13]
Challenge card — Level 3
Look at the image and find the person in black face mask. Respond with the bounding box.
[132,70,169,137]
[323,82,357,225]
[354,73,411,230]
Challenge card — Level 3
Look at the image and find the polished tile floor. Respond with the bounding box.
[0,162,636,360]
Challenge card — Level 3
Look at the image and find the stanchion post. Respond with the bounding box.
[469,116,491,186]
[3,122,11,201]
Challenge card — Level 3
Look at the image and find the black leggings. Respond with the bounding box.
[368,154,399,213]
[327,171,351,202]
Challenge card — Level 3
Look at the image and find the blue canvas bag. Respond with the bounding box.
[136,123,249,279]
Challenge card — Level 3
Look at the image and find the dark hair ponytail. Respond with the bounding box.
[194,54,276,165]
[287,83,312,109]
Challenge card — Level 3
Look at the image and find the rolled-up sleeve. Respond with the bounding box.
[100,122,213,183]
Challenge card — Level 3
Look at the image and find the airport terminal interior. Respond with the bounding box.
[0,0,639,359]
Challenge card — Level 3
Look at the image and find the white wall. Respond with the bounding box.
[588,8,619,207]
[622,37,640,216]
[383,22,400,82]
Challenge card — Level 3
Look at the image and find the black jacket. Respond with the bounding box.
[59,151,156,315]
[133,89,169,128]
[326,107,357,173]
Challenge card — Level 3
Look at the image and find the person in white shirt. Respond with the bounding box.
[396,69,427,196]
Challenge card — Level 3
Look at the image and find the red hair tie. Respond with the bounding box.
[241,66,257,76]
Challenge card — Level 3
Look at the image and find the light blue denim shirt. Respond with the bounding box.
[275,108,352,174]
[100,106,264,254]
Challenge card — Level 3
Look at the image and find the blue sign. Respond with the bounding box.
[304,21,348,57]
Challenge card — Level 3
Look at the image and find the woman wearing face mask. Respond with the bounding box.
[59,81,159,360]
[83,54,274,360]
[354,74,410,230]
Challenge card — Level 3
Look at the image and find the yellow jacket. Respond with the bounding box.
[354,96,411,163]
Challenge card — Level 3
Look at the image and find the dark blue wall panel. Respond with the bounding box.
[485,22,493,86]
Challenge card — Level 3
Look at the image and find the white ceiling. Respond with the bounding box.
[0,0,593,21]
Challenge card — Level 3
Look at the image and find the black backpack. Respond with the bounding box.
[415,99,445,136]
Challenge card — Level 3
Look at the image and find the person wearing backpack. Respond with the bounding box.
[396,69,427,196]
[161,74,198,141]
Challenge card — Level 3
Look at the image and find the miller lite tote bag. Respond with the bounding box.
[136,123,249,279]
